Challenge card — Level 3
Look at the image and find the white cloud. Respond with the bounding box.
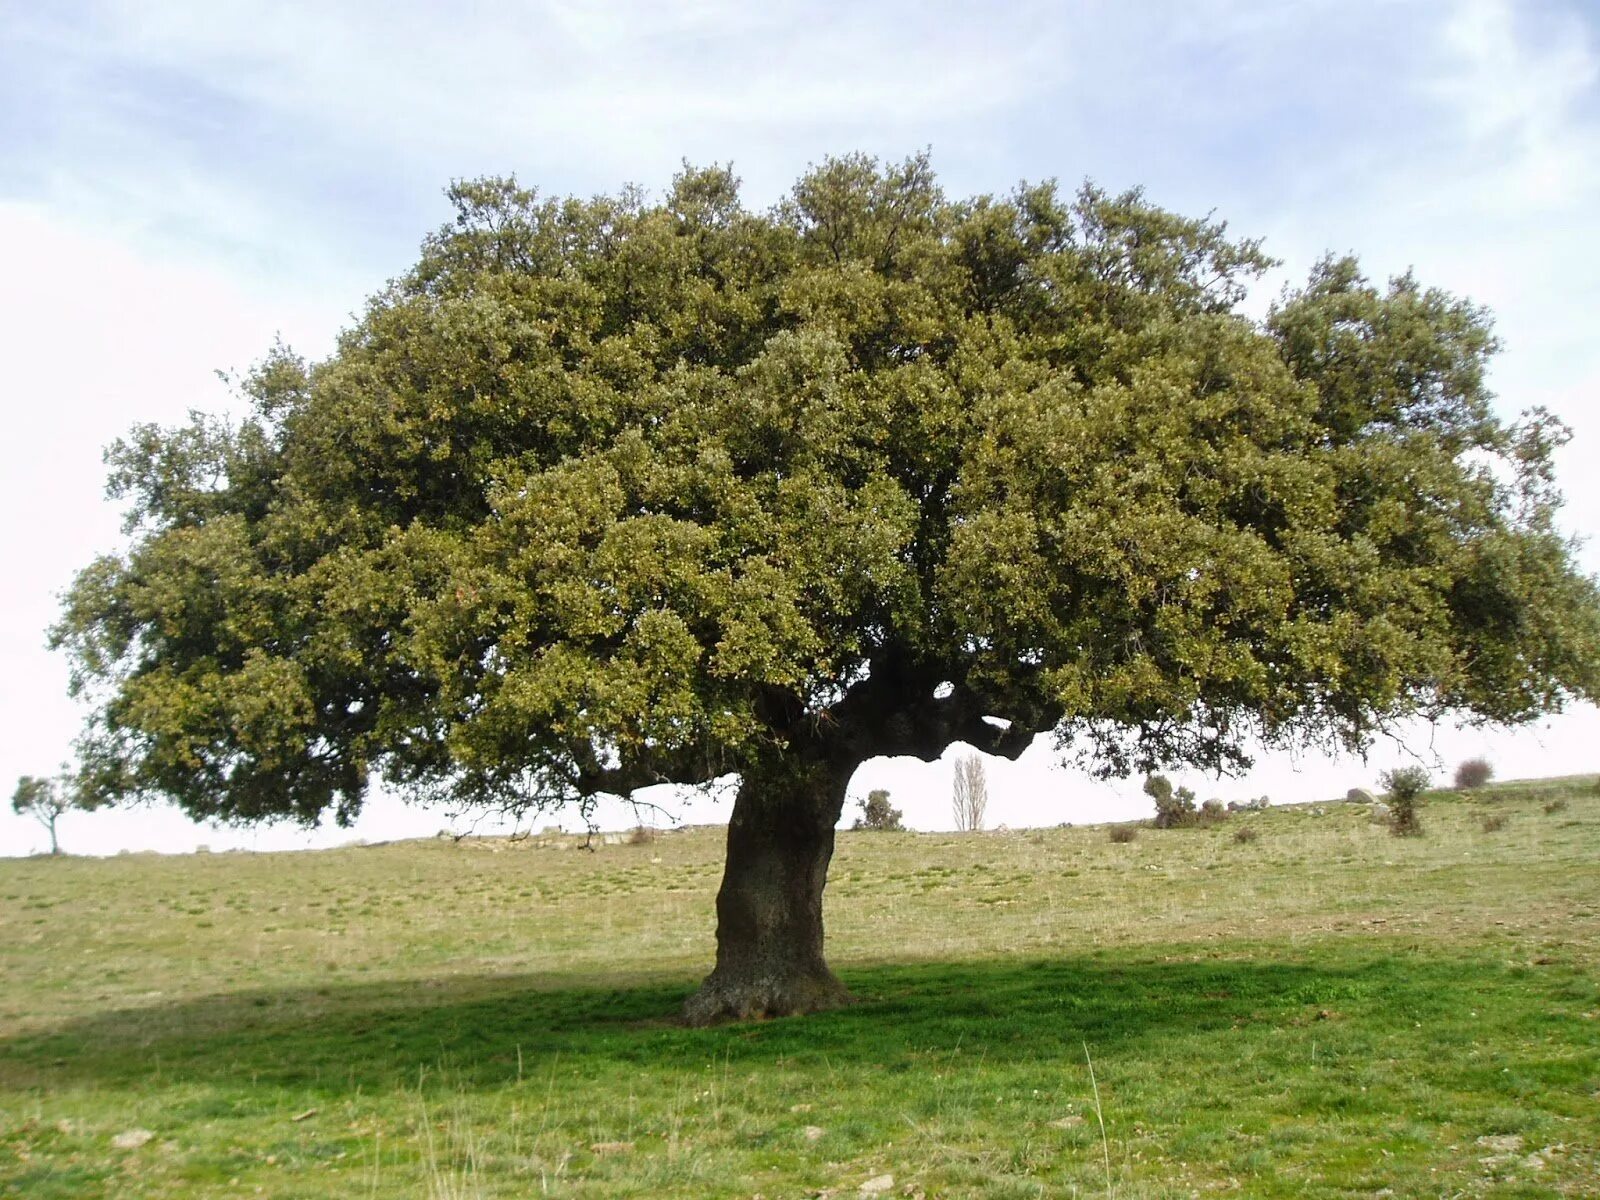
[78,0,1056,177]
[1434,0,1597,150]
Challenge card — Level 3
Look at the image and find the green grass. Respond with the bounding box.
[4,779,1599,1197]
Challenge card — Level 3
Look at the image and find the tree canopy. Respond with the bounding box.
[53,154,1600,1019]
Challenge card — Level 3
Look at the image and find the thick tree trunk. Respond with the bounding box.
[682,759,854,1025]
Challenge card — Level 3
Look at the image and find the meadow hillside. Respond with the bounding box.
[3,779,1598,1198]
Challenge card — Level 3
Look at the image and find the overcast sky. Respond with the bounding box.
[3,0,1598,855]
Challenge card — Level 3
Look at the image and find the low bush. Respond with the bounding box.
[1232,825,1259,844]
[1108,824,1139,843]
[1145,775,1198,828]
[852,789,905,831]
[1381,766,1431,836]
[1481,814,1508,833]
[626,825,656,845]
[1454,757,1494,790]
[1545,798,1569,815]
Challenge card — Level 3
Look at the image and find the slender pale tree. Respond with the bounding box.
[52,156,1600,1022]
[952,755,989,832]
[12,774,83,856]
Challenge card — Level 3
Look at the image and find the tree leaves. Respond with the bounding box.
[52,155,1600,824]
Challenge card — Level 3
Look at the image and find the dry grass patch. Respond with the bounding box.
[3,777,1598,1197]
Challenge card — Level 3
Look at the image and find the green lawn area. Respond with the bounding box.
[3,778,1598,1197]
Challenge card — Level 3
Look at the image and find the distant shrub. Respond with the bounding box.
[1108,824,1139,844]
[1480,813,1508,833]
[852,789,905,832]
[1383,766,1430,801]
[1544,798,1569,815]
[1232,825,1259,844]
[1199,799,1228,825]
[1454,758,1494,790]
[1145,775,1197,828]
[1380,766,1431,836]
[626,824,656,845]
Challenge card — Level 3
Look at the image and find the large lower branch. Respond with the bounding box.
[572,741,730,796]
[831,672,1043,764]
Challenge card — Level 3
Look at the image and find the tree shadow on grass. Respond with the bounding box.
[0,951,1458,1097]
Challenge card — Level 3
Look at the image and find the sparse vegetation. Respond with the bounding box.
[1232,825,1260,844]
[1455,757,1494,790]
[1481,813,1508,833]
[1546,797,1570,814]
[1381,765,1432,836]
[1107,823,1139,843]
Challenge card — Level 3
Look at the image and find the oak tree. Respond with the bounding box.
[53,156,1600,1022]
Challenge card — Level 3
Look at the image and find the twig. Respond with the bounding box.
[1084,1041,1113,1199]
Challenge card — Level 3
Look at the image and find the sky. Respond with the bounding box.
[3,0,1599,855]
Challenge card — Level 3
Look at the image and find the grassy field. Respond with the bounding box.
[3,778,1598,1198]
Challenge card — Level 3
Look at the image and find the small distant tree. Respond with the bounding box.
[1145,774,1198,828]
[952,755,988,832]
[12,775,76,855]
[1454,757,1494,790]
[1381,766,1431,836]
[852,789,904,831]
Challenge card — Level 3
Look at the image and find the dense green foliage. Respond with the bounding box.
[53,155,1600,827]
[1143,773,1198,828]
[1382,765,1433,836]
[851,788,903,831]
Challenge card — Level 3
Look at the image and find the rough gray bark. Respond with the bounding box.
[682,760,855,1025]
